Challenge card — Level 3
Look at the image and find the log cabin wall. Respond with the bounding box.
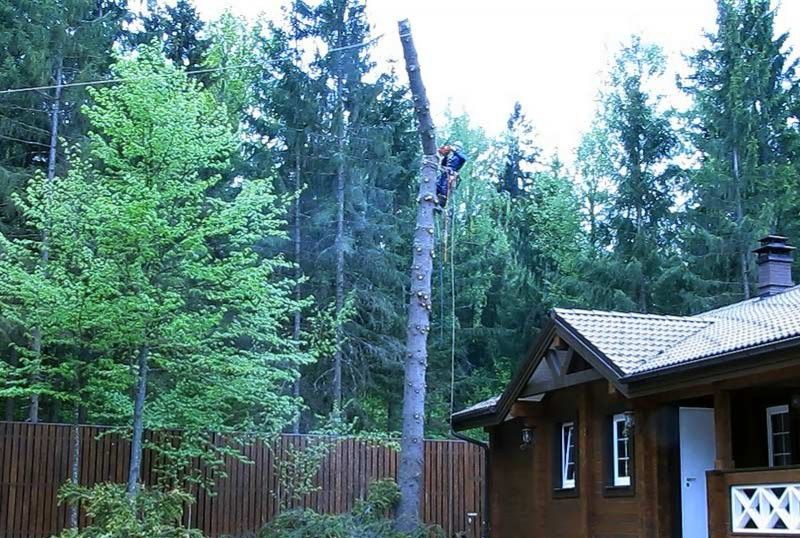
[487,380,679,538]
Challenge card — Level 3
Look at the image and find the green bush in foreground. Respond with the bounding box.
[55,483,201,538]
[259,479,443,538]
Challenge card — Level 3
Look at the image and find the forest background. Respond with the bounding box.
[0,0,799,444]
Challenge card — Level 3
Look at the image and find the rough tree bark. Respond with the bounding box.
[395,19,439,532]
[67,409,81,527]
[126,344,149,496]
[30,55,64,423]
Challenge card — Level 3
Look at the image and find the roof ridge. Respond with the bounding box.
[554,307,706,323]
[693,284,800,319]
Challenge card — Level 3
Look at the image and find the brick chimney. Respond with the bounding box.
[753,235,796,296]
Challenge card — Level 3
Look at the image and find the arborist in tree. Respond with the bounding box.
[436,142,467,210]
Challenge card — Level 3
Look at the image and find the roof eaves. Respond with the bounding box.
[490,320,558,427]
[450,405,498,431]
[452,311,643,431]
[622,333,800,385]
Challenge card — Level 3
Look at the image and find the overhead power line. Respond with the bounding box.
[0,32,403,96]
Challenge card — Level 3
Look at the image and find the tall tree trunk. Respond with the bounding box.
[395,19,439,532]
[332,21,346,414]
[732,147,750,299]
[67,405,82,528]
[292,157,302,434]
[127,344,149,496]
[29,55,64,423]
[4,348,18,420]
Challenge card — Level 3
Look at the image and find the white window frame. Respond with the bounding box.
[561,422,576,489]
[767,404,791,468]
[612,413,632,487]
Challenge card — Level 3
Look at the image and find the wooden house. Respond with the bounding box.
[452,235,800,538]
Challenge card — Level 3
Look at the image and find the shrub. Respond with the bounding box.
[54,483,203,538]
[258,479,442,538]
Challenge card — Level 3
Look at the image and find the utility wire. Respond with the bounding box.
[0,63,259,96]
[0,32,404,96]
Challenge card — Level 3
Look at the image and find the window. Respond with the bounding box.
[561,422,576,488]
[612,413,632,487]
[767,405,792,467]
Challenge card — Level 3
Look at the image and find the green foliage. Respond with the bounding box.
[573,36,682,314]
[0,45,311,497]
[259,479,442,538]
[272,413,399,508]
[55,483,202,538]
[1,0,799,484]
[680,0,800,307]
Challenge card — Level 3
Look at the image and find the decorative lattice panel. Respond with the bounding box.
[731,484,800,533]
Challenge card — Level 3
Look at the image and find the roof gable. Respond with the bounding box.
[452,286,800,431]
[553,309,709,375]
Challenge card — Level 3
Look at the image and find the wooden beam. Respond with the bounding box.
[578,384,592,538]
[558,348,575,375]
[713,387,734,470]
[521,369,603,397]
[544,350,562,380]
[627,349,800,398]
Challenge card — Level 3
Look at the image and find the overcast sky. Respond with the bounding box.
[191,0,800,161]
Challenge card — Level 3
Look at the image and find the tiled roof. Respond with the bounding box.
[556,285,800,375]
[554,309,710,374]
[453,285,800,428]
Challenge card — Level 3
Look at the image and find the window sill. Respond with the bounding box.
[603,484,635,497]
[552,487,579,499]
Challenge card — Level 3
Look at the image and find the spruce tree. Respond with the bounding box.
[576,36,680,313]
[681,0,800,306]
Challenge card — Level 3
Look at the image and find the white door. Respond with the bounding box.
[679,407,716,538]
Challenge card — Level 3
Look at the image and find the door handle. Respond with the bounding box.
[685,477,697,487]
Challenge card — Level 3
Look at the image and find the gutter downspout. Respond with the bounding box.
[452,428,490,538]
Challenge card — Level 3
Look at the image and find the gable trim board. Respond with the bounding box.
[453,286,800,432]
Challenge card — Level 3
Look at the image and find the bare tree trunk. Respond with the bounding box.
[4,348,18,420]
[29,55,64,423]
[68,408,81,528]
[127,345,149,496]
[292,157,302,434]
[332,19,346,415]
[732,147,750,299]
[395,19,439,532]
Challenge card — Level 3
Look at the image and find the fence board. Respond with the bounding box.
[0,422,484,538]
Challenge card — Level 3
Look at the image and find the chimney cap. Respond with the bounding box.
[753,234,796,255]
[754,234,795,296]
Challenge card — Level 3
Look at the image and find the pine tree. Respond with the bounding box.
[576,36,681,313]
[499,101,540,197]
[0,0,128,421]
[681,0,800,306]
[246,1,417,430]
[132,0,209,70]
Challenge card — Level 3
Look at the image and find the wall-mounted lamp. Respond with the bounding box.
[791,393,800,410]
[520,427,535,451]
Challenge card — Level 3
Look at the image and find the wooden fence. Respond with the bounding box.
[0,422,484,538]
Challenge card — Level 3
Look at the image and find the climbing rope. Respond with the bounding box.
[447,189,457,535]
[447,188,457,422]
